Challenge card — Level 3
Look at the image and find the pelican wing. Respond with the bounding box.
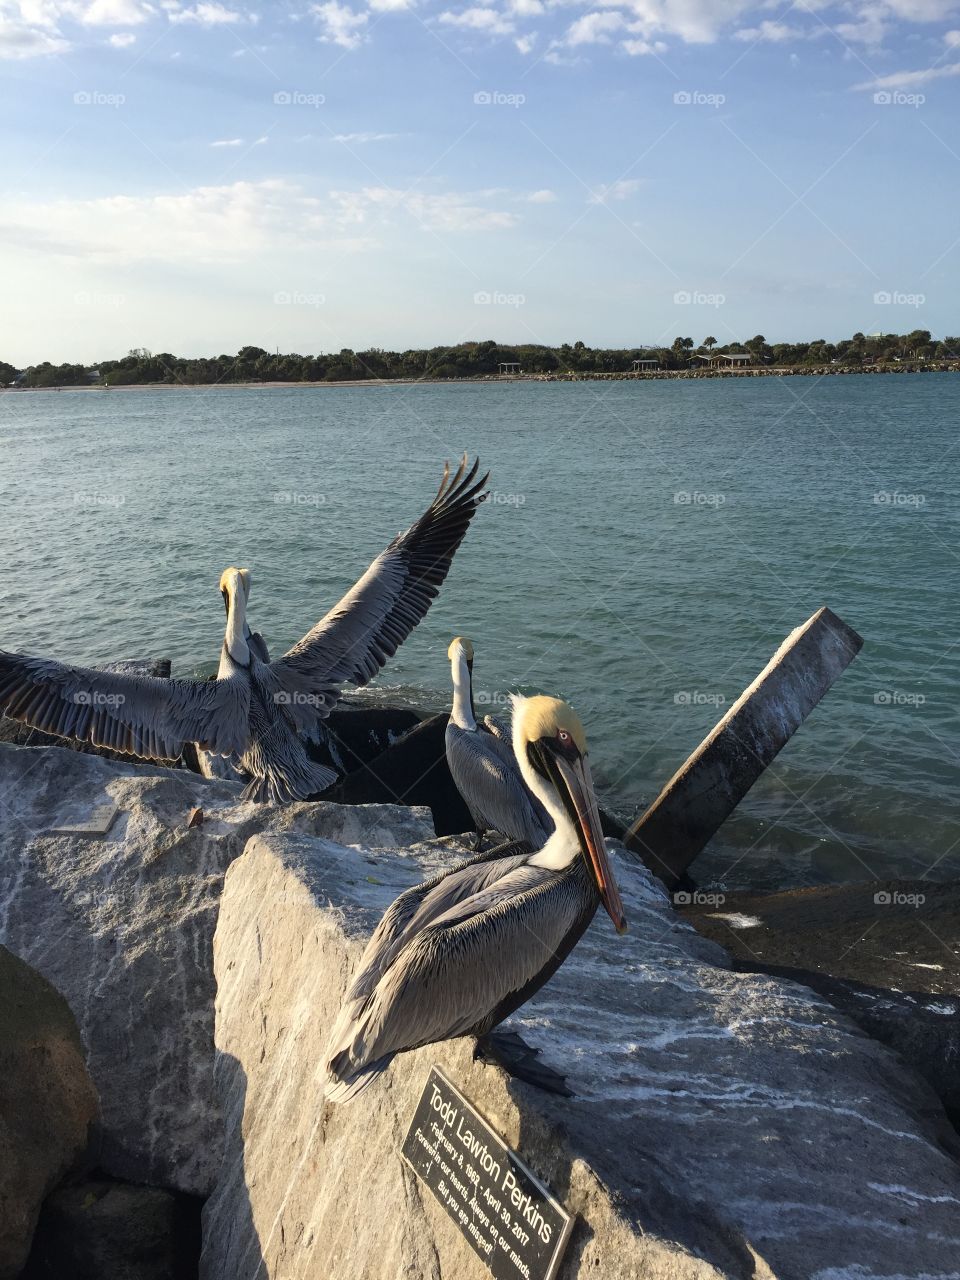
[271,458,487,725]
[446,724,549,847]
[0,650,247,761]
[326,858,595,1100]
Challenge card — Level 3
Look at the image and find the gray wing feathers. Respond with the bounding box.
[271,458,487,727]
[327,865,585,1096]
[446,723,549,848]
[0,650,247,761]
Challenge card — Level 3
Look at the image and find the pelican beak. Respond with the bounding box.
[551,751,628,934]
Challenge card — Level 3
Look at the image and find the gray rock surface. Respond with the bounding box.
[682,880,960,1128]
[201,832,960,1280]
[0,945,100,1280]
[0,742,434,1195]
[23,1179,202,1280]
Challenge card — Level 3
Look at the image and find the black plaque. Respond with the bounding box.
[402,1067,574,1280]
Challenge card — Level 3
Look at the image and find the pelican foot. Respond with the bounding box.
[474,1030,574,1097]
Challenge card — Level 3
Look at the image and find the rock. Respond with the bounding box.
[624,607,862,889]
[201,832,960,1280]
[0,945,99,1280]
[307,705,422,777]
[681,879,960,1129]
[0,659,173,763]
[326,713,475,835]
[0,742,435,1195]
[23,1179,202,1280]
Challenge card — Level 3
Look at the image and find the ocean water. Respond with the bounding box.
[1,374,957,891]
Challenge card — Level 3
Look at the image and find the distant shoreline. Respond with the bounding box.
[5,362,958,392]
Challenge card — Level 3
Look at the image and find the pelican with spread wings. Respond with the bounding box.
[0,457,487,803]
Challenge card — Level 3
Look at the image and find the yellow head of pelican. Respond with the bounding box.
[447,636,474,665]
[219,567,251,612]
[514,695,627,934]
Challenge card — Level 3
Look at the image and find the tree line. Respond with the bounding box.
[3,331,957,388]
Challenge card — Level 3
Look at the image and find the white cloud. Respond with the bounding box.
[588,178,641,203]
[508,0,542,13]
[80,0,152,25]
[881,0,958,18]
[524,188,556,202]
[332,130,400,142]
[168,3,247,24]
[944,26,960,42]
[438,6,514,34]
[564,10,623,44]
[0,18,68,57]
[514,30,534,50]
[108,29,137,43]
[210,136,244,145]
[621,35,666,53]
[853,58,960,87]
[367,0,412,9]
[311,0,368,47]
[331,185,520,231]
[734,20,802,41]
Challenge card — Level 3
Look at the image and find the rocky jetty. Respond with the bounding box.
[0,742,433,1195]
[1,738,959,1278]
[682,881,960,1129]
[0,946,99,1279]
[201,829,960,1280]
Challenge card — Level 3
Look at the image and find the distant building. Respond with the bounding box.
[691,352,752,369]
[498,362,521,375]
[632,358,659,371]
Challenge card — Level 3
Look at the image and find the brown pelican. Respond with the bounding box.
[444,637,550,849]
[324,694,627,1102]
[0,457,487,803]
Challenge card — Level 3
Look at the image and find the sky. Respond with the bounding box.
[1,0,959,364]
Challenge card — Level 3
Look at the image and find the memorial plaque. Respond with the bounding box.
[402,1067,574,1280]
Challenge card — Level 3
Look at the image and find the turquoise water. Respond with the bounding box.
[1,375,957,891]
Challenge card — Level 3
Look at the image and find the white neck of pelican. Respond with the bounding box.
[450,650,476,730]
[511,702,579,871]
[221,574,250,668]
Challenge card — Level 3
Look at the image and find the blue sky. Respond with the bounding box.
[1,0,959,363]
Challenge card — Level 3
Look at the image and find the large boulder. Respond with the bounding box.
[201,832,960,1280]
[23,1179,201,1280]
[0,742,435,1195]
[0,945,99,1280]
[681,880,960,1128]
